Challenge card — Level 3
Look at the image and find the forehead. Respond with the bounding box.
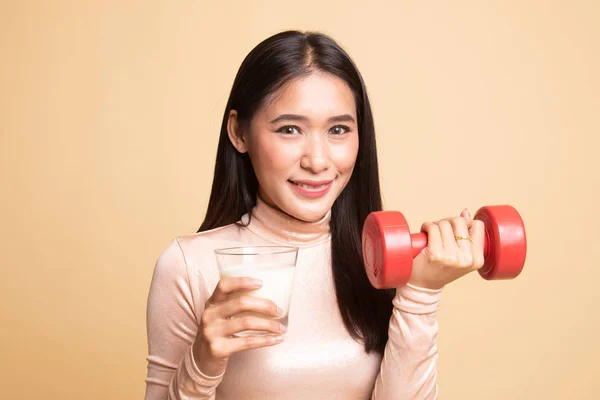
[259,72,356,120]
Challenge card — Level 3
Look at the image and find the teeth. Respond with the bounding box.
[293,182,328,190]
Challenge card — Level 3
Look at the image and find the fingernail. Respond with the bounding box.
[464,209,471,219]
[276,306,283,316]
[251,279,262,287]
[279,323,287,332]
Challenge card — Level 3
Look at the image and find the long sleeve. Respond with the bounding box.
[371,283,442,400]
[145,239,224,400]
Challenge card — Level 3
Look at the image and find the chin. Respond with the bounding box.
[285,198,335,222]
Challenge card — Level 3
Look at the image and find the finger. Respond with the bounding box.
[220,295,282,319]
[421,222,443,256]
[461,208,471,222]
[437,220,458,250]
[450,216,471,253]
[462,208,478,231]
[228,334,285,353]
[221,315,287,337]
[208,277,263,305]
[468,219,486,269]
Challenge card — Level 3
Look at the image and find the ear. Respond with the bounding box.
[227,110,248,153]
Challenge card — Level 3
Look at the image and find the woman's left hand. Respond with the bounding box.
[408,209,486,290]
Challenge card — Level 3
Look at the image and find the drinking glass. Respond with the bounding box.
[214,245,298,336]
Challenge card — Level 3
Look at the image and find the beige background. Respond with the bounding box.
[1,1,598,399]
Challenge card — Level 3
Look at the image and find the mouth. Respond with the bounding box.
[288,179,334,198]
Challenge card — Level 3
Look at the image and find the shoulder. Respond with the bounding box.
[152,222,249,294]
[174,222,248,262]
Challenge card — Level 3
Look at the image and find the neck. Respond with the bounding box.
[243,195,331,247]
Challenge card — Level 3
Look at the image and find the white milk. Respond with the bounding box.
[219,263,296,334]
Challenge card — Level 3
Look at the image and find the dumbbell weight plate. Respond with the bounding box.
[473,205,527,280]
[362,211,413,289]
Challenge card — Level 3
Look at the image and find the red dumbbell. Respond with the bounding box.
[361,205,527,289]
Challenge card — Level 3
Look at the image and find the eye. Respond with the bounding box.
[276,125,300,135]
[330,125,350,135]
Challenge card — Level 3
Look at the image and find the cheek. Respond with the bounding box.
[250,137,298,178]
[332,138,359,173]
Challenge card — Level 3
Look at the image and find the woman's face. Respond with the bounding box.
[229,71,359,222]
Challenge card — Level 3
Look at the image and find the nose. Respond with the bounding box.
[300,133,331,173]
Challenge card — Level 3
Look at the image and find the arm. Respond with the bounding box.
[144,239,224,400]
[371,283,442,400]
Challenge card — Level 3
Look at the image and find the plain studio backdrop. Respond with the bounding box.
[1,1,598,399]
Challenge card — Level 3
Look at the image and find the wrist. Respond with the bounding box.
[407,278,445,291]
[192,338,227,379]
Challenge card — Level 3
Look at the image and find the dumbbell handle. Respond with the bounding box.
[408,232,490,259]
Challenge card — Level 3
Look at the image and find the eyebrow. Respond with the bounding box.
[269,114,356,124]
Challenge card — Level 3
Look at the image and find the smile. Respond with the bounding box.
[292,182,329,189]
[288,180,334,198]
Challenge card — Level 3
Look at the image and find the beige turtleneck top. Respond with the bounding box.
[144,197,442,399]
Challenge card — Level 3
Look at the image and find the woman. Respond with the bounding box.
[145,30,485,399]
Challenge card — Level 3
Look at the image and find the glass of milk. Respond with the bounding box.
[214,245,298,337]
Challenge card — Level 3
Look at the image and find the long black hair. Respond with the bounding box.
[198,30,395,354]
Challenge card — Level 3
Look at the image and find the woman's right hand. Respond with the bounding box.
[191,276,286,377]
